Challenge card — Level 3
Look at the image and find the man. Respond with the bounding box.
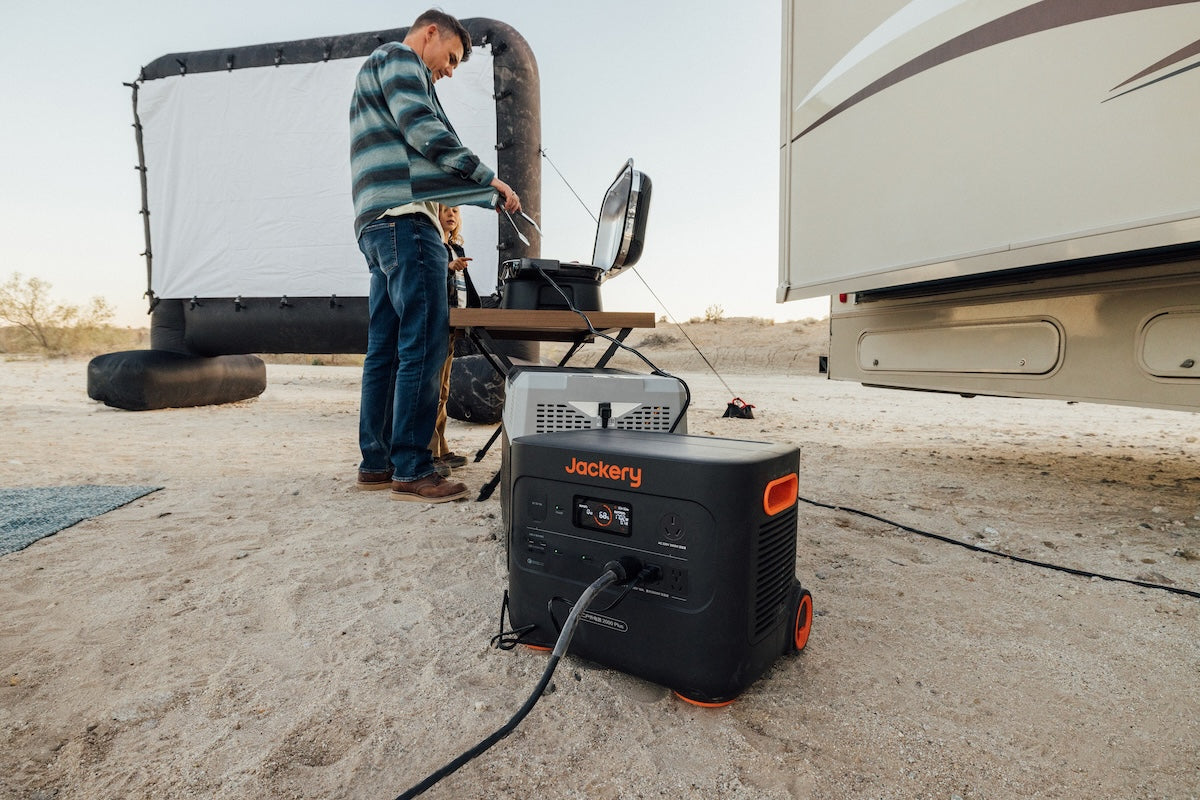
[350,9,521,502]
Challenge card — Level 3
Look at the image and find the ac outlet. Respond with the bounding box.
[666,567,688,596]
[647,565,688,597]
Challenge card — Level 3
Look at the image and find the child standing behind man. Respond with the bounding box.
[429,204,476,476]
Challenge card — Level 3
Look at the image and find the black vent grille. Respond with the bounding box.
[612,406,675,431]
[534,403,591,432]
[752,506,797,640]
[533,403,677,433]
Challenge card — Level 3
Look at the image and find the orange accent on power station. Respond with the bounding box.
[763,473,798,516]
[673,691,736,708]
[794,592,813,652]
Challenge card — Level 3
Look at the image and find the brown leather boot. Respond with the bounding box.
[390,473,469,503]
[356,467,394,490]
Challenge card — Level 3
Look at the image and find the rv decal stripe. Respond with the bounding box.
[1106,57,1200,101]
[796,0,1199,140]
[1108,36,1200,93]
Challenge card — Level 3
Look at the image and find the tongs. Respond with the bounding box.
[502,208,542,246]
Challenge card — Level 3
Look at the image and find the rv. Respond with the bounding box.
[778,1,1200,412]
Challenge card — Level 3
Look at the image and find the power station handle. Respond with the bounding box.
[764,473,799,516]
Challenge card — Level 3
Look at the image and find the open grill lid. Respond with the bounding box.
[500,158,651,286]
[591,158,651,279]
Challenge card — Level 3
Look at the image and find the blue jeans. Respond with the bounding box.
[357,215,450,482]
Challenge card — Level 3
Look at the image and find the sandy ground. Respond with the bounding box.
[2,318,1199,800]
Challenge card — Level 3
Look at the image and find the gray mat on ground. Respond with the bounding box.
[0,485,161,556]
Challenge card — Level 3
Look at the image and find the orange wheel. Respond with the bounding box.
[793,589,813,652]
[673,691,735,708]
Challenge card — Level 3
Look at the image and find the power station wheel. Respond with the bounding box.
[673,691,736,708]
[792,588,813,653]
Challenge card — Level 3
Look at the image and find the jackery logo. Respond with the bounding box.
[564,456,642,489]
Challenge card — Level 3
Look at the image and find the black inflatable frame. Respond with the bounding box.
[89,18,540,416]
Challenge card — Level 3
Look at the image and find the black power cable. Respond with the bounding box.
[798,495,1200,599]
[547,564,661,633]
[394,558,641,799]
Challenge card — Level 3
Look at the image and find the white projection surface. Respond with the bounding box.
[139,48,499,299]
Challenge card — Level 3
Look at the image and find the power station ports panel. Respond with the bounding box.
[858,320,1061,374]
[510,476,723,608]
[1139,310,1200,378]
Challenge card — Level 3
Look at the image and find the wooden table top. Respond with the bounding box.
[449,308,655,341]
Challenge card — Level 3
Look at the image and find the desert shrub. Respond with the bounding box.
[258,354,365,366]
[0,272,135,355]
[703,304,725,322]
[637,332,679,347]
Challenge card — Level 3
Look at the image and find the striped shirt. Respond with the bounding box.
[349,42,498,239]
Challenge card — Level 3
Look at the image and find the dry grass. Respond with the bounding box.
[542,315,829,376]
[258,354,365,367]
[0,325,364,366]
[0,325,149,358]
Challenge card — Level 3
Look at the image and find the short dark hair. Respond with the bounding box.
[411,9,472,63]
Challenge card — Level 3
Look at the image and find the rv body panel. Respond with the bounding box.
[780,0,1200,410]
[827,259,1200,412]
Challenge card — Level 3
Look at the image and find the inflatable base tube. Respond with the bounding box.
[181,298,368,356]
[94,300,541,415]
[88,350,267,411]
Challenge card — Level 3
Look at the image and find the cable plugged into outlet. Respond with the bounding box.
[638,563,662,585]
[602,556,644,584]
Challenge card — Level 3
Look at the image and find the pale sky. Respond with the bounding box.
[0,0,829,329]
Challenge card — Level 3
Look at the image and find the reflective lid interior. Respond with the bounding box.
[591,159,646,273]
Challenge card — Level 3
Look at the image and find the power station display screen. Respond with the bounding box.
[574,496,632,536]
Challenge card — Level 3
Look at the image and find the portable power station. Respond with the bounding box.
[506,428,812,705]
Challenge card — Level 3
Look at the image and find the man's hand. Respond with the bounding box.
[490,178,522,213]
